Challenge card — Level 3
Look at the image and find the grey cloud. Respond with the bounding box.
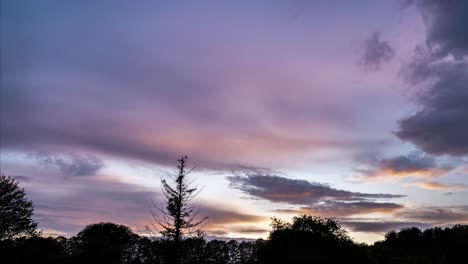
[414,0,468,59]
[343,220,431,233]
[377,153,436,172]
[276,201,403,217]
[40,154,103,177]
[397,206,468,224]
[396,1,468,156]
[200,206,267,225]
[230,227,269,234]
[210,227,269,236]
[228,174,404,205]
[361,32,395,70]
[397,62,468,156]
[12,175,31,182]
[228,173,404,216]
[359,152,451,178]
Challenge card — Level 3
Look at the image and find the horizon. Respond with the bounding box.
[1,0,467,244]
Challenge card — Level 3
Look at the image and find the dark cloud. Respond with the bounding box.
[209,227,269,236]
[397,1,468,156]
[359,152,451,178]
[397,206,468,224]
[228,173,404,204]
[230,227,269,234]
[200,206,267,225]
[342,220,431,233]
[414,0,468,59]
[228,173,404,216]
[40,154,103,177]
[12,175,31,182]
[378,154,435,172]
[397,62,468,156]
[361,32,395,70]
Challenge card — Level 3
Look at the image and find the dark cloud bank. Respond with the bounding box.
[397,0,468,156]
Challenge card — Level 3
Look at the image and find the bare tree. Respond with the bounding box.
[150,156,207,244]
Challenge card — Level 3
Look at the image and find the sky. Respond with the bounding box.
[1,0,467,244]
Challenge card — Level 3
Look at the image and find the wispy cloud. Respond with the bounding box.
[276,201,403,218]
[0,0,408,171]
[397,206,468,225]
[360,32,395,71]
[342,220,431,233]
[39,154,104,177]
[408,181,468,191]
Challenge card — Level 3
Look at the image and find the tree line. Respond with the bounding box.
[1,218,467,264]
[1,157,467,264]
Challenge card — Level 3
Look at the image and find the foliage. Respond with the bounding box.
[259,215,369,264]
[71,222,139,264]
[1,219,468,264]
[0,173,38,239]
[370,225,468,264]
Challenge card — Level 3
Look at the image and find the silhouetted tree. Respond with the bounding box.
[151,156,207,263]
[71,222,139,264]
[258,215,370,264]
[370,225,468,264]
[0,173,38,239]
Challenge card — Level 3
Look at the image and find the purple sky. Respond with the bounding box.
[1,0,467,243]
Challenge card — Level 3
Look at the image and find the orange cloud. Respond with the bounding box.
[368,168,449,179]
[359,153,452,180]
[408,181,468,191]
[276,201,403,218]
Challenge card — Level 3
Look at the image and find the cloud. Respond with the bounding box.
[12,175,31,182]
[29,178,162,236]
[200,205,267,225]
[397,206,468,224]
[408,181,468,191]
[40,154,103,177]
[342,220,431,233]
[199,205,268,238]
[228,173,404,217]
[359,152,451,179]
[413,0,468,59]
[228,173,404,204]
[361,32,395,70]
[229,227,269,234]
[23,172,267,237]
[276,201,403,217]
[0,0,405,170]
[209,226,269,237]
[397,62,468,156]
[396,1,468,156]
